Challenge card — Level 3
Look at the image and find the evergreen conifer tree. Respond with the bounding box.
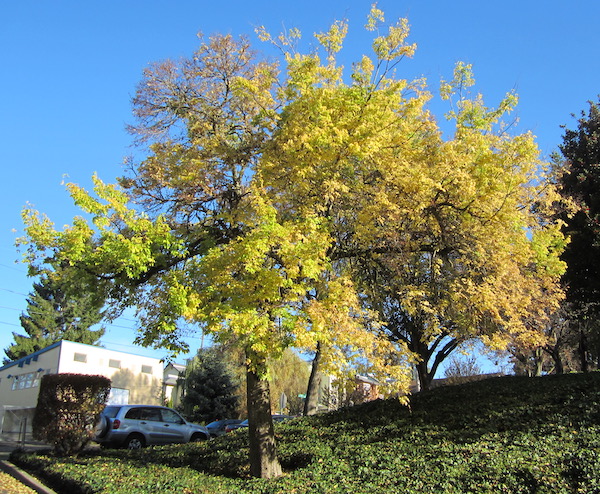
[177,346,240,423]
[558,99,600,370]
[4,275,105,362]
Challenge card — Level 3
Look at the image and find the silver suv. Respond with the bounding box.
[95,405,209,449]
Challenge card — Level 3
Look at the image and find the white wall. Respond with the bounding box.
[0,344,61,409]
[0,341,165,411]
[57,341,164,405]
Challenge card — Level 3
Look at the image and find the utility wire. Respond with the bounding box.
[0,288,28,297]
[0,263,27,273]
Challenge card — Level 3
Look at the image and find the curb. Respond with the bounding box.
[0,459,57,494]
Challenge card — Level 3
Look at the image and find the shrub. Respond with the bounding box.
[33,373,111,456]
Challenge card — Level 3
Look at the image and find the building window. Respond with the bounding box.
[109,359,121,369]
[108,387,129,405]
[74,353,87,363]
[141,365,153,374]
[24,373,34,388]
[11,372,40,390]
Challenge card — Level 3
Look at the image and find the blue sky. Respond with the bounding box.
[1,1,598,366]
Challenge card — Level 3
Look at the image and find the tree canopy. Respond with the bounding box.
[558,99,600,370]
[4,274,105,362]
[17,7,565,477]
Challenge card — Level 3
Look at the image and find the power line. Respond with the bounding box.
[0,288,28,297]
[0,263,27,274]
[0,305,22,312]
[0,320,20,328]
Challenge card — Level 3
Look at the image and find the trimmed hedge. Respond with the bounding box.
[33,373,111,456]
[13,372,600,493]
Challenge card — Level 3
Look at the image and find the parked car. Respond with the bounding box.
[95,405,210,449]
[224,414,293,433]
[272,414,294,423]
[224,419,248,433]
[205,419,242,437]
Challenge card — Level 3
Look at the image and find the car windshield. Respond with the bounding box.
[206,420,225,428]
[161,408,184,424]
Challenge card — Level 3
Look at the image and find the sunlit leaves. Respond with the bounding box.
[17,5,565,397]
[315,20,348,63]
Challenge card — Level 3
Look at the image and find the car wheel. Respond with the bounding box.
[190,433,207,442]
[95,416,110,439]
[125,433,145,450]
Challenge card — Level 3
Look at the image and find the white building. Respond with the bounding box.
[0,340,183,440]
[163,362,186,408]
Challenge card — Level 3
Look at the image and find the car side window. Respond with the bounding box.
[161,409,184,424]
[124,408,142,420]
[140,408,162,421]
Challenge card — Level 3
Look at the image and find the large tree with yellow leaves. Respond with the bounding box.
[18,7,564,477]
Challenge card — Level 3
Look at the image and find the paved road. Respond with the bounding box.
[0,440,57,494]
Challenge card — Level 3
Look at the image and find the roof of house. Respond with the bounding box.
[165,362,186,373]
[0,341,62,372]
[356,374,381,386]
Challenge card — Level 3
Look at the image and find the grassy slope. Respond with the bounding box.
[12,372,600,493]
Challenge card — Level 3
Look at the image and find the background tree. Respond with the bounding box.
[350,63,566,390]
[444,353,482,382]
[177,346,240,423]
[506,303,579,376]
[4,273,105,362]
[267,349,311,415]
[214,344,317,417]
[558,99,600,371]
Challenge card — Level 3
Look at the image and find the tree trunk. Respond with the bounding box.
[550,346,564,374]
[246,365,282,479]
[415,360,433,391]
[533,348,544,377]
[304,342,322,416]
[579,330,589,373]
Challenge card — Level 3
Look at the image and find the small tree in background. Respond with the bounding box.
[205,345,312,417]
[444,354,482,383]
[33,373,111,456]
[268,349,311,415]
[177,347,240,423]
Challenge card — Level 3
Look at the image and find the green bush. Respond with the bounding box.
[32,373,111,456]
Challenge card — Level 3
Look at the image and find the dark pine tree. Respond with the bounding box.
[558,99,600,371]
[177,346,240,423]
[4,275,106,362]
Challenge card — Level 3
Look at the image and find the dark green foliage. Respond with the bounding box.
[177,347,240,423]
[13,372,600,492]
[32,373,111,456]
[558,99,600,368]
[4,274,106,362]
